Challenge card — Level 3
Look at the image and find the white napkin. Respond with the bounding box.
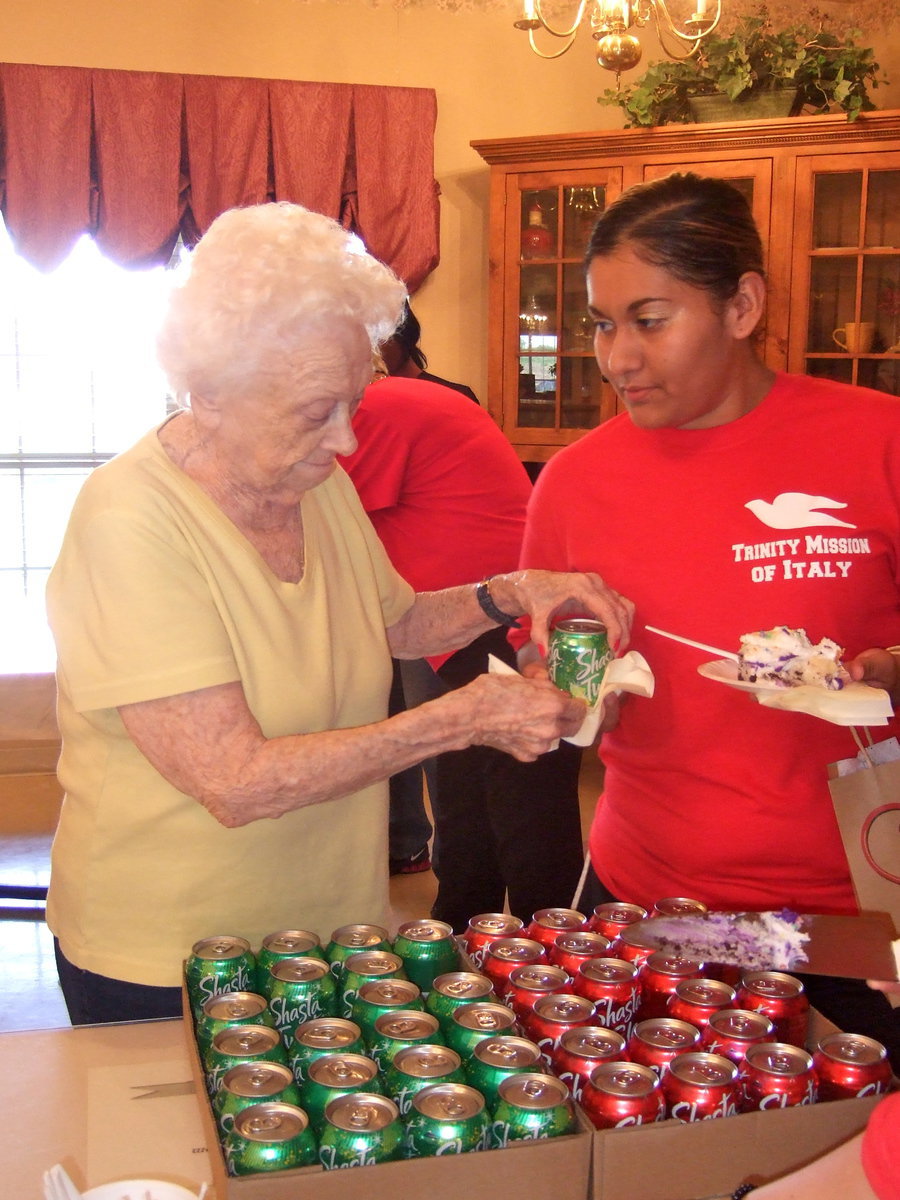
[487,650,656,748]
[754,680,894,727]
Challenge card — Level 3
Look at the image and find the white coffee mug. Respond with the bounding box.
[832,321,876,353]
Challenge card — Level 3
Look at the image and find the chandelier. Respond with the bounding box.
[514,0,722,77]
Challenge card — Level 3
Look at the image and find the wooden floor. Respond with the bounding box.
[0,671,603,1032]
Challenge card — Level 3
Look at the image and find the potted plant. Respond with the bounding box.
[599,4,884,128]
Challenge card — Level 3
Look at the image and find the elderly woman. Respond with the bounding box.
[45,202,633,1026]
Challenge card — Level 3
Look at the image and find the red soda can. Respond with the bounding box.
[482,938,547,993]
[812,1032,893,1102]
[581,1061,666,1129]
[650,897,708,918]
[462,914,524,970]
[548,930,611,975]
[586,902,647,941]
[739,1042,818,1111]
[572,957,640,1040]
[550,1025,627,1102]
[525,907,588,950]
[735,972,809,1047]
[636,952,706,1022]
[504,964,571,1018]
[701,1008,774,1066]
[662,1051,740,1122]
[523,993,596,1063]
[668,978,736,1032]
[608,924,656,969]
[626,1018,701,1080]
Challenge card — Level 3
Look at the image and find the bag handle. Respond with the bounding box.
[850,725,876,766]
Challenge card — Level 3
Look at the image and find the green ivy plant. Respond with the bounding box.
[599,6,884,128]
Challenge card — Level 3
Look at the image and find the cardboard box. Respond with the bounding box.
[183,982,592,1200]
[589,1008,884,1200]
[590,1092,880,1200]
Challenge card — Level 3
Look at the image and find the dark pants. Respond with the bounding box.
[55,938,182,1025]
[578,862,900,1074]
[387,659,434,862]
[425,627,585,933]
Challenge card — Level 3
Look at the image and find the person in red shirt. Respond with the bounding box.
[342,374,587,930]
[514,171,900,1064]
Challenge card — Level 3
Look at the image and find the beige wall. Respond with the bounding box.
[2,0,899,400]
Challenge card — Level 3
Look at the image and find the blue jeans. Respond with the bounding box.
[54,938,182,1025]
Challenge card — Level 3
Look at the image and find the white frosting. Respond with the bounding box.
[738,626,845,690]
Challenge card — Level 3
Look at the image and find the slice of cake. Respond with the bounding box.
[738,626,846,690]
[641,909,811,973]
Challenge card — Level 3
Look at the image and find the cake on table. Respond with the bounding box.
[644,909,811,973]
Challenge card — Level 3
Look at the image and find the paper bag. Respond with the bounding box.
[828,734,900,929]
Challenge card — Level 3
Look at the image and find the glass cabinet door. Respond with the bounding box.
[794,159,900,396]
[509,172,622,448]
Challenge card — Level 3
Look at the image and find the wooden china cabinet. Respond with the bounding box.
[472,109,900,466]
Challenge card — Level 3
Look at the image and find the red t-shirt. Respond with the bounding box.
[517,373,900,913]
[862,1092,900,1199]
[341,376,532,666]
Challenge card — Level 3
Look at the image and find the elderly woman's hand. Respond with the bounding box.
[445,671,588,761]
[488,570,634,654]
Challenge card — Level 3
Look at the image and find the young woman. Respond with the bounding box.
[515,172,900,1067]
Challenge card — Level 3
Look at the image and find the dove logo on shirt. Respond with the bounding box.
[731,492,871,584]
[744,492,856,530]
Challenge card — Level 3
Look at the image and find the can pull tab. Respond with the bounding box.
[348,1105,376,1128]
[248,1112,283,1134]
[522,1078,547,1098]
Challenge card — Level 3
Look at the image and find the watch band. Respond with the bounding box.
[475,578,522,629]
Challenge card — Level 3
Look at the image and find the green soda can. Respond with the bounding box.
[464,1035,544,1111]
[325,924,393,980]
[382,1043,466,1116]
[339,950,407,1018]
[301,1052,383,1133]
[256,930,326,994]
[214,1060,302,1135]
[403,1082,490,1158]
[196,991,275,1065]
[289,1017,366,1084]
[393,921,460,994]
[425,971,495,1031]
[445,1001,520,1059]
[268,956,338,1043]
[490,1072,576,1146]
[547,617,613,705]
[186,935,256,1019]
[223,1101,318,1175]
[369,1010,444,1072]
[205,1024,289,1098]
[318,1093,404,1168]
[351,978,424,1042]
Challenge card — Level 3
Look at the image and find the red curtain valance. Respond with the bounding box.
[0,63,440,291]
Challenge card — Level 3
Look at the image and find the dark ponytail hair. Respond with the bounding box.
[585,172,765,304]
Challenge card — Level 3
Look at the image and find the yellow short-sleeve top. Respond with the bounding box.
[46,425,415,987]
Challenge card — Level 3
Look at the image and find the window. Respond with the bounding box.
[0,221,182,672]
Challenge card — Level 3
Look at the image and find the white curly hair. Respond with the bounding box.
[157,202,406,404]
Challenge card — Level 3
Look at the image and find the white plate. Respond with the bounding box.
[84,1183,201,1200]
[697,658,783,694]
[698,659,894,726]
